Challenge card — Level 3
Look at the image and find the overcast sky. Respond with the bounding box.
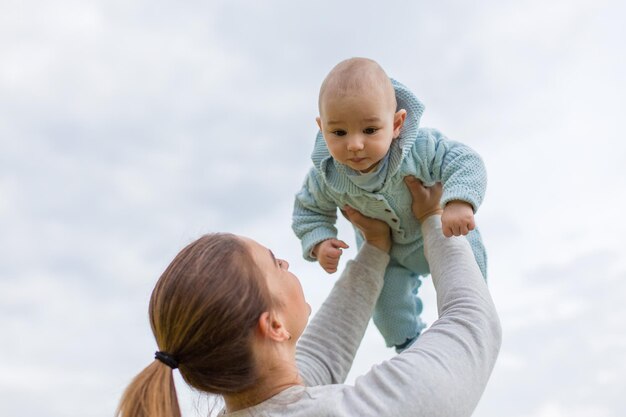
[1,1,625,416]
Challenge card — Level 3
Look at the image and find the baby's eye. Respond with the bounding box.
[364,127,378,135]
[333,130,347,137]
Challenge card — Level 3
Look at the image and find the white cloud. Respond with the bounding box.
[526,402,614,417]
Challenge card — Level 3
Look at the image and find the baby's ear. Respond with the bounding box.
[316,116,322,131]
[393,109,407,138]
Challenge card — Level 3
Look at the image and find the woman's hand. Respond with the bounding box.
[403,176,443,223]
[342,206,391,253]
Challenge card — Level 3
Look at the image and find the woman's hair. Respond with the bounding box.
[116,233,272,417]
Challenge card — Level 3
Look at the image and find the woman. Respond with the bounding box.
[116,177,501,417]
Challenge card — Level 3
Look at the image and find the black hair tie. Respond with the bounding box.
[155,351,179,369]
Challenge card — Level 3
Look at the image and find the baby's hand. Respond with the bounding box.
[441,200,475,237]
[313,238,349,274]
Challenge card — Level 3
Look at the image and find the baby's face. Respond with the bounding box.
[318,90,401,173]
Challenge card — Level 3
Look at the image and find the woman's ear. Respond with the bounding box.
[257,311,290,342]
[316,116,322,131]
[393,109,407,138]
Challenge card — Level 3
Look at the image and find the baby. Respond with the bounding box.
[292,58,487,351]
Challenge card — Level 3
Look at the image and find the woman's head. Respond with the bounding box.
[117,233,308,417]
[150,232,273,392]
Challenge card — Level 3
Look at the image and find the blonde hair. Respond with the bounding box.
[116,233,273,417]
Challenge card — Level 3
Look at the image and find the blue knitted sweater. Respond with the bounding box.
[292,79,487,266]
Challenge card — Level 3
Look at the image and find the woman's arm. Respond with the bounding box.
[295,206,392,386]
[327,179,500,416]
[342,215,501,416]
[295,243,390,386]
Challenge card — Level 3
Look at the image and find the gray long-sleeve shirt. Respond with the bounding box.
[225,216,502,416]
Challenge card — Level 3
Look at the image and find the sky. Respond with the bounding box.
[1,0,625,416]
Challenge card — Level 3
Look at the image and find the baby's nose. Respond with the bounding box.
[347,136,365,151]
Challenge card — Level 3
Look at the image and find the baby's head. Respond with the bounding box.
[317,58,406,173]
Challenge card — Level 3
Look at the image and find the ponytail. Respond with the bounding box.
[117,233,273,414]
[115,361,181,417]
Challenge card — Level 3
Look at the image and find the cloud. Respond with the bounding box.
[477,250,626,416]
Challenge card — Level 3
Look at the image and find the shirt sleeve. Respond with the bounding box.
[413,128,488,212]
[338,215,502,417]
[292,168,340,261]
[295,243,390,386]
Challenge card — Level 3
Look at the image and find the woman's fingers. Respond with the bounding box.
[404,176,443,222]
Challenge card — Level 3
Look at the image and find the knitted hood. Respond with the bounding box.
[310,79,425,188]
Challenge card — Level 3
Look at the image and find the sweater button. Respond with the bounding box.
[391,218,398,223]
[385,209,391,212]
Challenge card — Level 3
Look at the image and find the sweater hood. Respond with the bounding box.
[311,79,425,185]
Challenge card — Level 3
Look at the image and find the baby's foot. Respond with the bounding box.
[395,335,418,353]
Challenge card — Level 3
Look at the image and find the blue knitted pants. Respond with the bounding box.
[357,228,487,348]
